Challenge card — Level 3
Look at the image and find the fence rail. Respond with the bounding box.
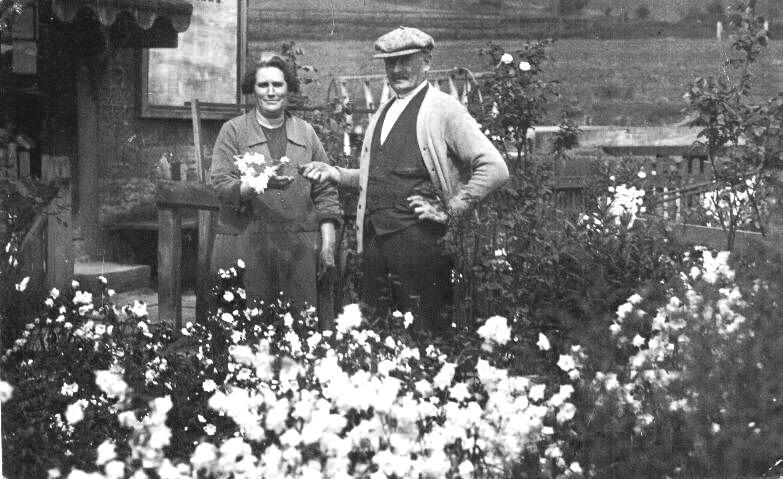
[8,155,74,292]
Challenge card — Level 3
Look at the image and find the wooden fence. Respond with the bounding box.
[7,154,74,292]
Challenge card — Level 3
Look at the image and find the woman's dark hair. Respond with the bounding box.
[240,53,300,95]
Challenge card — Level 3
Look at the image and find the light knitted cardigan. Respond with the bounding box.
[335,86,509,253]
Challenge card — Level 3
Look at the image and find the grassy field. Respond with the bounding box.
[251,0,779,22]
[250,38,783,125]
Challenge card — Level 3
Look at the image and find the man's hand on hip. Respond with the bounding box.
[407,195,449,224]
[300,162,339,184]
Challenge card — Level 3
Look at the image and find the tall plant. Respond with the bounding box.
[684,0,783,249]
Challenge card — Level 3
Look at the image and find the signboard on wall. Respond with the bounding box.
[141,0,247,119]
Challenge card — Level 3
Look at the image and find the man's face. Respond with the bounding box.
[384,52,430,97]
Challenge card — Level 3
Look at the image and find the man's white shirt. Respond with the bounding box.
[379,80,429,144]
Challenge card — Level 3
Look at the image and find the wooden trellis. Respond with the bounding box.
[326,68,489,155]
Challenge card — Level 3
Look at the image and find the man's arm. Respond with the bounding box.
[300,162,361,189]
[443,104,509,216]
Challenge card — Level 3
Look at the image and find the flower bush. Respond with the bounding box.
[2,264,589,478]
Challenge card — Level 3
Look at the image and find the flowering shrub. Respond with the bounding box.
[3,263,589,478]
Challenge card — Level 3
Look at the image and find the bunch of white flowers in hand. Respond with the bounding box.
[234,153,292,194]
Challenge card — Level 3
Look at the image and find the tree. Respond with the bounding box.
[684,0,782,249]
[635,5,651,19]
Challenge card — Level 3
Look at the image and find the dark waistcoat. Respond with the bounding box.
[366,86,435,236]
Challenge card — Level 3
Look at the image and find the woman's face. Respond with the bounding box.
[254,66,288,119]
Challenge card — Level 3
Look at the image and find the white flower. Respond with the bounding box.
[71,280,79,289]
[500,53,514,64]
[95,370,128,399]
[557,354,576,372]
[60,382,79,397]
[204,424,216,436]
[637,170,647,179]
[570,462,583,474]
[557,402,577,423]
[202,379,217,392]
[335,304,363,333]
[50,287,60,299]
[632,334,646,347]
[628,293,643,305]
[477,315,511,345]
[130,300,147,318]
[73,291,92,305]
[458,460,475,476]
[236,259,246,268]
[403,311,414,329]
[529,383,546,401]
[15,276,29,292]
[220,312,234,323]
[0,380,13,403]
[519,60,532,71]
[616,301,634,320]
[190,442,217,469]
[537,333,551,351]
[65,401,84,424]
[433,362,457,390]
[95,440,116,466]
[223,291,235,302]
[449,382,471,402]
[609,323,622,335]
[104,461,125,479]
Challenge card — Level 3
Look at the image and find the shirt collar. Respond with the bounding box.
[395,80,429,101]
[244,111,307,148]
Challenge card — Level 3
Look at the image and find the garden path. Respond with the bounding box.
[112,288,196,325]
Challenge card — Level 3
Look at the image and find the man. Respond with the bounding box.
[302,26,508,330]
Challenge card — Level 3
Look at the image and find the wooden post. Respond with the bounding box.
[157,180,220,326]
[45,189,74,290]
[716,21,723,40]
[191,99,217,323]
[77,62,100,253]
[43,156,73,291]
[158,208,183,326]
[196,210,215,322]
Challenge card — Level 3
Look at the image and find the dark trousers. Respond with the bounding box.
[360,222,452,331]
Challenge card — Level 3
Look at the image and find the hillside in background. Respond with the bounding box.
[251,0,779,23]
[248,1,782,125]
[249,0,780,41]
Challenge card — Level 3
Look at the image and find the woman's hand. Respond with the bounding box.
[240,180,257,199]
[300,162,339,184]
[318,222,337,284]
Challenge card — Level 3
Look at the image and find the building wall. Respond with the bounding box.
[96,48,223,223]
[91,48,225,263]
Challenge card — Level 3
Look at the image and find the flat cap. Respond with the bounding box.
[373,26,434,59]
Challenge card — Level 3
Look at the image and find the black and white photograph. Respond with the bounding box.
[1,0,782,477]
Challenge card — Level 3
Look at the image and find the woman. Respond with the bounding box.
[210,53,341,321]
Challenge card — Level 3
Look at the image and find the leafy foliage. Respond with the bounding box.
[684,0,783,248]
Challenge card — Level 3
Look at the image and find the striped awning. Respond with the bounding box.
[51,0,193,33]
